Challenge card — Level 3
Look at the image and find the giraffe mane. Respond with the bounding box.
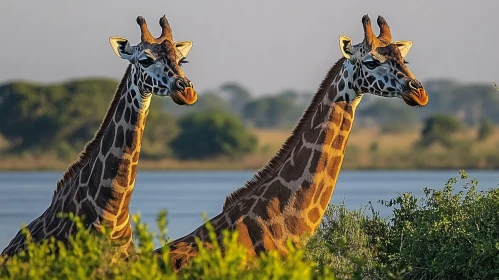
[53,65,132,194]
[222,57,347,210]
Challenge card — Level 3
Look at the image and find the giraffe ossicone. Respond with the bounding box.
[155,14,428,271]
[1,15,197,261]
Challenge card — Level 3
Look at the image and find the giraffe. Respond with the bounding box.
[1,15,197,260]
[154,15,429,270]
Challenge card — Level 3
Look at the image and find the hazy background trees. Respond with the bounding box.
[417,114,462,149]
[171,111,257,159]
[0,77,498,162]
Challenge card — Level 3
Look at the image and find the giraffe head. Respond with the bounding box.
[109,15,197,105]
[337,15,428,106]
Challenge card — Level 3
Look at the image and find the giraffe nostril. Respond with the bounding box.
[408,80,423,90]
[176,79,187,90]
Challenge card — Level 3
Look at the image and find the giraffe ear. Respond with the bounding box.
[109,37,134,60]
[394,40,413,58]
[339,36,354,59]
[174,41,193,62]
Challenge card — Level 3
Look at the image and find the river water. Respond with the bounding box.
[0,170,497,249]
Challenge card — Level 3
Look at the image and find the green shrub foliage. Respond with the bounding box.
[378,170,499,279]
[1,211,330,279]
[307,170,499,279]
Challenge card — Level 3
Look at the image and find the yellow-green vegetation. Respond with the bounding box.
[0,212,333,279]
[2,171,498,279]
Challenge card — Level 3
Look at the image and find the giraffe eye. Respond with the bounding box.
[404,60,409,64]
[363,60,379,70]
[138,56,155,67]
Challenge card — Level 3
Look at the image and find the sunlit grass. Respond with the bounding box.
[2,126,499,170]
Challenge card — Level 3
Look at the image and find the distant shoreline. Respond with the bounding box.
[0,159,496,172]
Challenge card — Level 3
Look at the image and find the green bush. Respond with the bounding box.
[378,170,499,279]
[1,212,331,280]
[171,110,258,159]
[307,170,499,279]
[305,204,384,279]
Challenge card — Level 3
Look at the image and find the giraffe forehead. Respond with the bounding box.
[135,44,181,77]
[353,43,368,54]
[139,42,176,61]
[354,41,403,62]
[375,45,404,61]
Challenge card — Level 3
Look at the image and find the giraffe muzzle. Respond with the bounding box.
[170,87,198,105]
[401,80,428,107]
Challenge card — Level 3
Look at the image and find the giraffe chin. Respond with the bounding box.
[170,87,198,105]
[401,89,429,107]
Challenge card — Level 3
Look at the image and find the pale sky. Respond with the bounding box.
[1,0,497,95]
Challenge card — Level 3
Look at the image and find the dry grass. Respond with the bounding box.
[1,126,499,171]
[0,135,9,151]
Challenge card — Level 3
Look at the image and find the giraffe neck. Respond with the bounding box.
[56,66,152,243]
[222,57,362,243]
[286,73,361,230]
[257,61,360,232]
[79,72,150,238]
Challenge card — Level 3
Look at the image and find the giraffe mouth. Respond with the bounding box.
[170,87,198,105]
[401,88,429,107]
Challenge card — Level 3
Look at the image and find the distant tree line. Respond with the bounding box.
[164,78,499,128]
[0,78,497,160]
